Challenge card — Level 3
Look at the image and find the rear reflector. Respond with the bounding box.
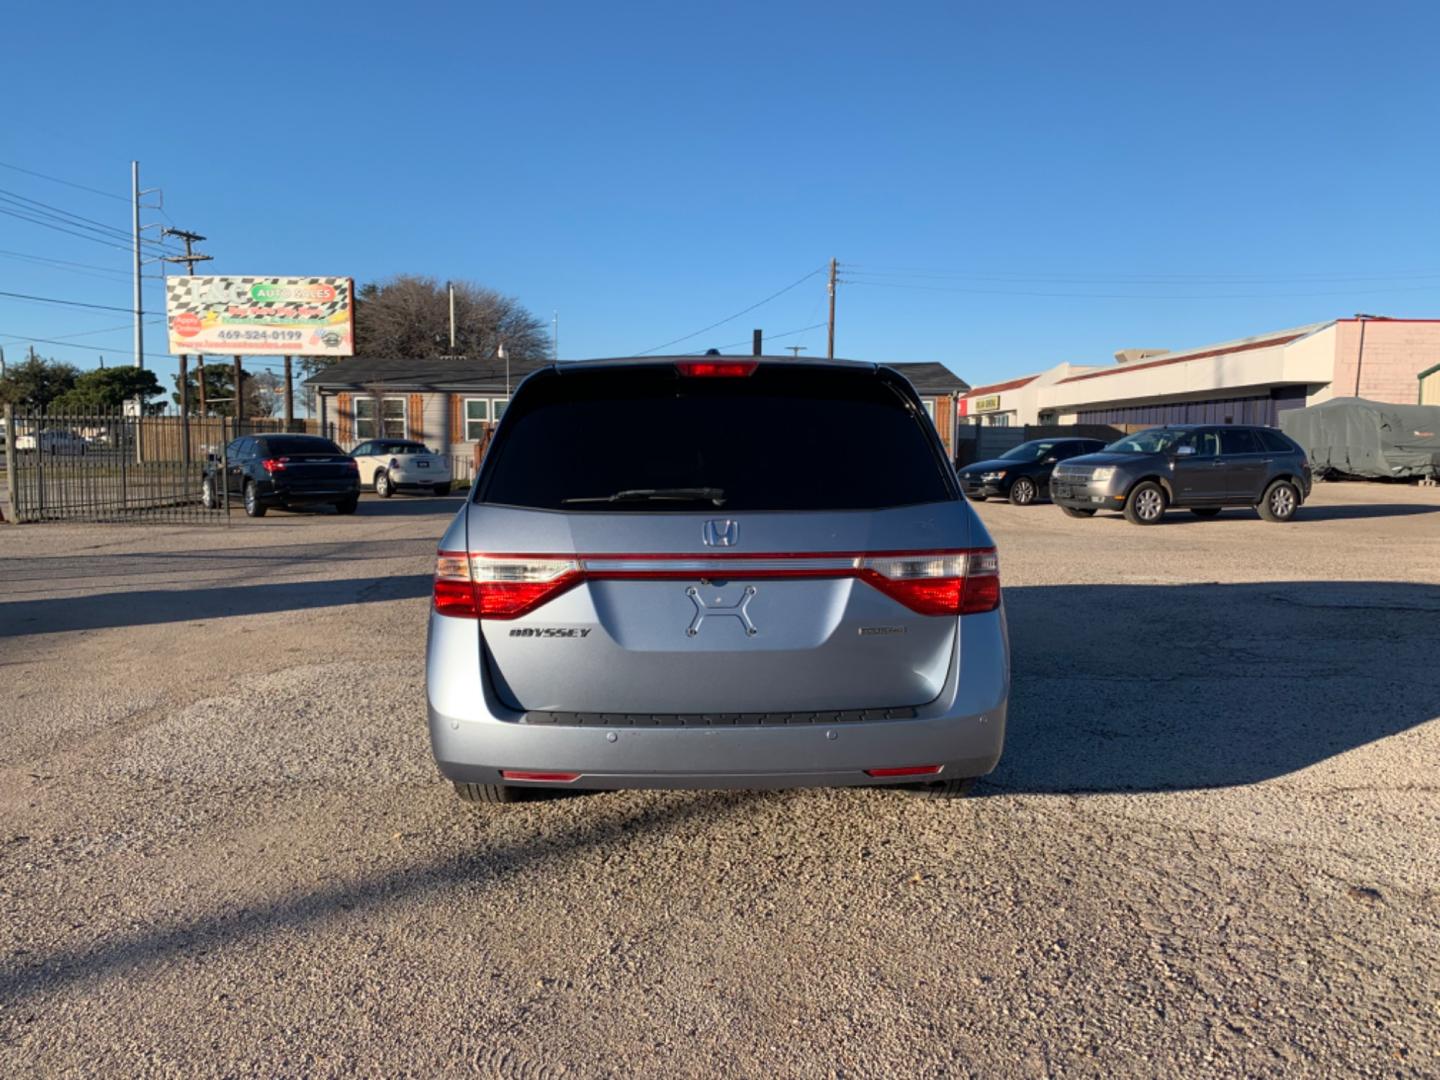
[865,765,943,778]
[675,359,758,378]
[500,770,580,782]
[434,548,1000,619]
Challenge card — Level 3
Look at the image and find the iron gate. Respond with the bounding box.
[3,405,229,525]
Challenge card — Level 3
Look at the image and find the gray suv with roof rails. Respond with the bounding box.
[426,356,1009,805]
[1049,424,1312,524]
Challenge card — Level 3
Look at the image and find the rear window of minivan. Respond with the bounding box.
[477,364,955,512]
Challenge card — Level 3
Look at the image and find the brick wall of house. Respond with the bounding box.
[1330,321,1440,404]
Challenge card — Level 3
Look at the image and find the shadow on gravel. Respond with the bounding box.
[0,791,755,1006]
[1137,502,1440,524]
[353,494,464,518]
[0,574,432,637]
[988,580,1440,795]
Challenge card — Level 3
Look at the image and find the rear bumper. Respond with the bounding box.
[260,481,358,504]
[426,606,1010,790]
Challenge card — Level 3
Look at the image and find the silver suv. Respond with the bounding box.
[426,357,1009,804]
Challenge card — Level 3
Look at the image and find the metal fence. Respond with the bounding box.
[1,406,340,525]
[2,405,228,524]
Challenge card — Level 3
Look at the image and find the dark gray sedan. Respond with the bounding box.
[1049,425,1312,524]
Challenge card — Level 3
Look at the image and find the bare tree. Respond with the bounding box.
[352,275,550,361]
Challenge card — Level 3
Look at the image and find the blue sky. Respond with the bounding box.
[3,1,1438,391]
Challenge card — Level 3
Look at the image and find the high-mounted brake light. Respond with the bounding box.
[261,458,287,473]
[675,359,758,378]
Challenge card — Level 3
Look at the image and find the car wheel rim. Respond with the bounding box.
[1271,487,1294,516]
[1138,490,1162,519]
[245,487,254,511]
[1016,482,1033,504]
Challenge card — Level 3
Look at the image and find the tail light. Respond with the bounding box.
[435,548,1000,618]
[865,765,943,778]
[261,458,287,473]
[434,552,582,619]
[676,359,758,378]
[858,549,999,616]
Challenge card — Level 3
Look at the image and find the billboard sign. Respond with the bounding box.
[971,394,1001,413]
[165,276,354,356]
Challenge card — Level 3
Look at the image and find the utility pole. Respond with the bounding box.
[448,281,457,353]
[553,311,559,362]
[233,356,243,428]
[499,341,510,398]
[132,162,143,369]
[753,329,763,357]
[160,228,212,276]
[197,356,207,415]
[826,257,838,359]
[1352,313,1377,397]
[283,355,294,431]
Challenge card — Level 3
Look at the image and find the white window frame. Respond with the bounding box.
[354,397,377,441]
[380,396,407,439]
[464,397,489,441]
[355,395,406,440]
[491,397,509,422]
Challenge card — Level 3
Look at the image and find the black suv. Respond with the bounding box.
[1049,425,1312,524]
[957,437,1107,505]
[202,434,361,517]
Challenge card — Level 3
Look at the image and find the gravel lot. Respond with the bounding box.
[1,484,1438,1077]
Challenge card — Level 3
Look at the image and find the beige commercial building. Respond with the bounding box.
[960,317,1440,429]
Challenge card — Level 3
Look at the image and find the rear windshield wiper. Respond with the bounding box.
[561,487,727,506]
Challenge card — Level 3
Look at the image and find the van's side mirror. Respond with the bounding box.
[1043,455,1058,464]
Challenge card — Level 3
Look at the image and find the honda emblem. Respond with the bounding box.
[703,519,739,547]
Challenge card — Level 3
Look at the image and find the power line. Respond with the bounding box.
[845,279,1440,301]
[0,158,131,203]
[0,187,137,243]
[0,288,134,313]
[845,265,1440,285]
[0,205,137,253]
[0,320,166,355]
[0,247,164,282]
[710,321,829,352]
[635,267,826,355]
[0,191,178,256]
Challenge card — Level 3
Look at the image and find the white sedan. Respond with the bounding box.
[349,439,453,497]
[16,429,88,455]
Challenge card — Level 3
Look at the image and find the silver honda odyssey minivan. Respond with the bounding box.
[426,356,1009,804]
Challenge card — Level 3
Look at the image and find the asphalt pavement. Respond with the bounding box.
[1,484,1437,1077]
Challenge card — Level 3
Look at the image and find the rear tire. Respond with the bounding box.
[969,494,987,502]
[1189,507,1222,518]
[1060,505,1096,518]
[334,496,359,515]
[201,477,218,511]
[1123,481,1167,525]
[453,781,525,805]
[375,471,393,498]
[1009,477,1037,506]
[1258,479,1300,523]
[243,481,266,518]
[903,777,978,799]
